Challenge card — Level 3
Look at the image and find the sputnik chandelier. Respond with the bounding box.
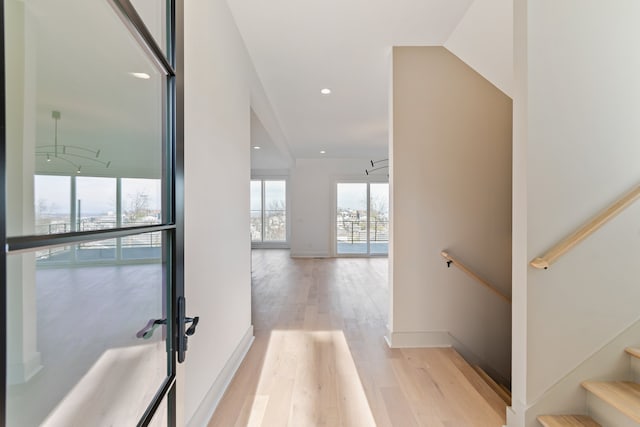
[36,110,111,174]
[365,158,388,176]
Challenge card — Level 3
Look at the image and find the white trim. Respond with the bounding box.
[290,251,330,258]
[385,330,454,348]
[186,325,255,427]
[7,351,42,384]
[385,330,510,385]
[252,242,290,249]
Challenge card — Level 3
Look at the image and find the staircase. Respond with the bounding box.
[538,347,640,426]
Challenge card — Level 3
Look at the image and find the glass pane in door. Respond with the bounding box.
[129,0,168,56]
[34,175,71,235]
[76,176,117,232]
[122,178,162,227]
[5,0,165,238]
[337,183,368,254]
[6,235,168,426]
[148,394,169,427]
[369,183,389,255]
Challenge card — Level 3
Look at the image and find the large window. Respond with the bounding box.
[251,179,287,243]
[34,175,162,264]
[336,182,389,256]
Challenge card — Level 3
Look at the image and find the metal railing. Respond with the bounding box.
[250,210,286,242]
[337,219,389,243]
[34,219,162,262]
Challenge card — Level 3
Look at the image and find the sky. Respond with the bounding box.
[35,175,161,216]
[36,175,387,217]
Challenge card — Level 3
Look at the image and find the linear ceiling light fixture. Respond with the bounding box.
[36,110,112,174]
[320,88,331,95]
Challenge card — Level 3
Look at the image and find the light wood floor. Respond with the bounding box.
[207,250,506,427]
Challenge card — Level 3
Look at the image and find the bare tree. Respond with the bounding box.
[125,191,150,222]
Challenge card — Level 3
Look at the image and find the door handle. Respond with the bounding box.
[185,316,199,336]
[138,318,166,340]
[177,296,198,363]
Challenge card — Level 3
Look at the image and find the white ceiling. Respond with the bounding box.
[22,0,165,179]
[228,0,478,163]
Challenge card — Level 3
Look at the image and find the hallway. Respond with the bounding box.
[207,250,506,427]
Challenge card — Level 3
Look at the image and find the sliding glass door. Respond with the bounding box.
[251,179,287,245]
[2,0,184,425]
[336,182,389,256]
[369,183,390,255]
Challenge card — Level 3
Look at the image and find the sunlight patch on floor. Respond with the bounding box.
[41,342,165,427]
[246,329,376,427]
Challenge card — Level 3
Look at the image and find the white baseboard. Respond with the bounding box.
[385,330,453,348]
[289,251,330,258]
[7,351,42,384]
[385,330,510,386]
[187,325,255,427]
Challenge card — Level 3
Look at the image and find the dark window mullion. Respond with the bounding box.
[0,0,7,423]
[108,0,175,77]
[7,224,175,253]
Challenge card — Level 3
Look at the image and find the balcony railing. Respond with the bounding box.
[34,219,162,263]
[337,219,389,243]
[251,210,286,242]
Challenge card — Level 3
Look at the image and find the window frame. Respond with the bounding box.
[250,176,290,249]
[332,176,389,258]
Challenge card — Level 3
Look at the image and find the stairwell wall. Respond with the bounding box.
[389,46,513,380]
[510,1,640,425]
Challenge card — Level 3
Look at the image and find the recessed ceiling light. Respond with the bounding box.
[130,72,151,80]
[253,146,261,150]
[320,150,326,154]
[320,88,331,95]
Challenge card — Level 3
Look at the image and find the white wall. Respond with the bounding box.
[510,1,640,425]
[5,0,41,393]
[183,0,279,423]
[250,110,291,170]
[445,0,513,97]
[390,47,512,381]
[290,158,384,257]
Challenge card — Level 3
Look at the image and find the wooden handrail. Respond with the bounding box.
[530,184,640,270]
[441,251,511,304]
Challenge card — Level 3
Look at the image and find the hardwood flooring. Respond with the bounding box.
[207,250,506,427]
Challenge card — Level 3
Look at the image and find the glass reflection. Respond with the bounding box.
[148,394,169,427]
[6,236,167,426]
[5,0,165,238]
[129,0,169,56]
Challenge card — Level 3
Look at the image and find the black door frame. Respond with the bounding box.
[0,0,184,424]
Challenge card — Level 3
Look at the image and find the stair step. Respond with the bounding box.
[537,415,601,427]
[581,381,640,423]
[471,364,511,406]
[444,350,507,417]
[625,347,640,359]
